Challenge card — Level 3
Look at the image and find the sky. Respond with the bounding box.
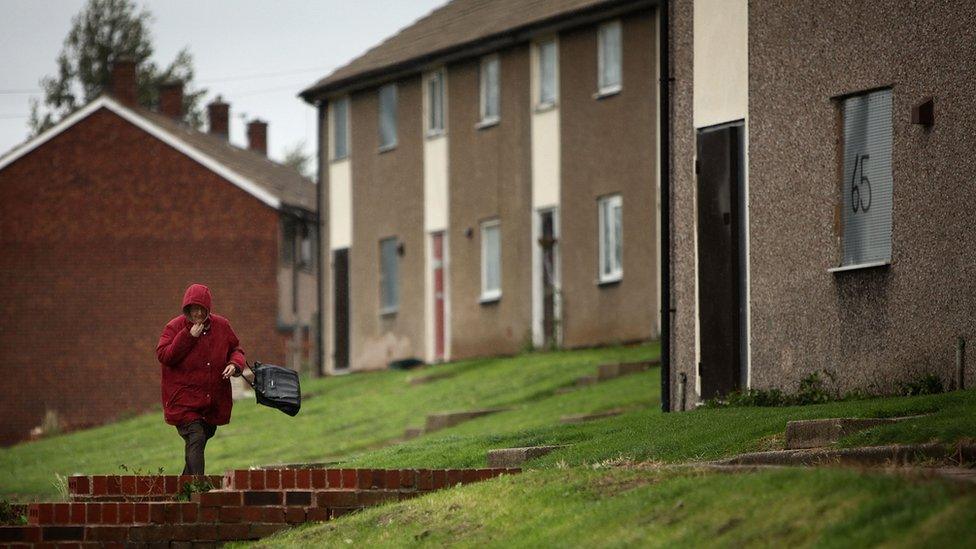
[0,0,446,164]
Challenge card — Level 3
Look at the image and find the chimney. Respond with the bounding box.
[159,81,184,120]
[207,96,229,139]
[109,57,138,106]
[247,119,268,156]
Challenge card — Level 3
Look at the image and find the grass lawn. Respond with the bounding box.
[236,467,976,548]
[3,338,976,549]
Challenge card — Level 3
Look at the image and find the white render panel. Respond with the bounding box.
[531,108,560,209]
[693,0,748,128]
[424,135,449,232]
[329,159,352,250]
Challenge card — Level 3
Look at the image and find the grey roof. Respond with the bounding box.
[301,0,634,100]
[136,107,317,213]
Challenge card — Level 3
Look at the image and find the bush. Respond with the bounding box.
[897,374,944,397]
[176,478,215,502]
[0,498,26,526]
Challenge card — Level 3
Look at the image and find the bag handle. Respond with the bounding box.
[240,360,257,389]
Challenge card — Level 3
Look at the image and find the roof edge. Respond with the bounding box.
[300,0,655,103]
[0,95,283,211]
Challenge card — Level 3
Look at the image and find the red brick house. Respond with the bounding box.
[0,63,318,446]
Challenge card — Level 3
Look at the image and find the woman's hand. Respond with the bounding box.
[222,364,238,379]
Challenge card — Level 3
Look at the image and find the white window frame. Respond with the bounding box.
[480,219,502,301]
[330,96,350,161]
[478,55,500,127]
[597,20,622,96]
[379,237,399,314]
[378,84,398,151]
[426,69,446,137]
[536,39,558,108]
[598,194,623,283]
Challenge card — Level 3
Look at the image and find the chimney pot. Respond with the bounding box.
[207,97,230,139]
[247,119,268,156]
[109,57,138,106]
[159,81,184,120]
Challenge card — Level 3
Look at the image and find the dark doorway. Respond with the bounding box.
[333,248,350,371]
[539,210,557,348]
[696,121,745,399]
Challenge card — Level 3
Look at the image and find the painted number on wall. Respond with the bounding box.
[850,153,871,213]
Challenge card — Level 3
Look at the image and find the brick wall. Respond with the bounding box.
[0,107,284,445]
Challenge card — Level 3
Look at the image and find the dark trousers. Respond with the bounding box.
[176,420,217,475]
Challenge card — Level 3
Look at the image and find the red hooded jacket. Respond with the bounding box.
[155,284,246,426]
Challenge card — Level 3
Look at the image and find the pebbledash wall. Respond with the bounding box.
[0,108,283,445]
[316,2,661,372]
[667,0,976,410]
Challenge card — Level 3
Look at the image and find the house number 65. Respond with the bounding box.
[851,153,871,213]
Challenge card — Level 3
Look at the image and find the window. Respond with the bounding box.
[299,223,316,271]
[280,217,296,263]
[598,21,622,94]
[598,195,623,282]
[380,237,399,313]
[378,84,397,150]
[480,220,501,301]
[427,70,445,135]
[837,88,893,269]
[537,40,557,107]
[479,55,500,124]
[331,96,349,160]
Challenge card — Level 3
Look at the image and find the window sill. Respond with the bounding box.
[426,129,446,140]
[597,274,622,286]
[329,155,349,164]
[593,86,621,100]
[479,293,501,305]
[475,118,499,130]
[380,307,399,317]
[534,102,557,114]
[828,260,891,274]
[378,143,398,154]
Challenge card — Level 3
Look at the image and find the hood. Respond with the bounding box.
[181,283,213,314]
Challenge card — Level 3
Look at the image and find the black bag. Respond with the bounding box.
[244,361,301,416]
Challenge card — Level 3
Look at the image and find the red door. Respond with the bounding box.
[432,232,445,361]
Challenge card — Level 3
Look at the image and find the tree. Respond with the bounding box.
[281,140,314,180]
[29,0,206,134]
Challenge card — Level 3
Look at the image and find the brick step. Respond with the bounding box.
[9,467,523,545]
[222,467,518,491]
[28,498,355,526]
[68,474,222,500]
[0,521,293,545]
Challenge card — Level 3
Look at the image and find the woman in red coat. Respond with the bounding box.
[155,284,253,475]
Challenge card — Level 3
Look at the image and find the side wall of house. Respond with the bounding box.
[0,108,282,445]
[347,77,427,370]
[447,46,534,358]
[559,8,659,348]
[669,0,700,410]
[746,0,976,393]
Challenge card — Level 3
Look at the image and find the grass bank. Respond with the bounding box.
[237,467,976,548]
[4,342,975,504]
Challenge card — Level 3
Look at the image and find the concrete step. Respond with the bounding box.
[424,408,509,432]
[785,416,925,449]
[559,409,625,424]
[715,442,976,467]
[487,446,566,467]
[596,360,659,381]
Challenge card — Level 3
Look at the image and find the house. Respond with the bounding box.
[0,60,318,445]
[301,0,663,373]
[664,0,976,409]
